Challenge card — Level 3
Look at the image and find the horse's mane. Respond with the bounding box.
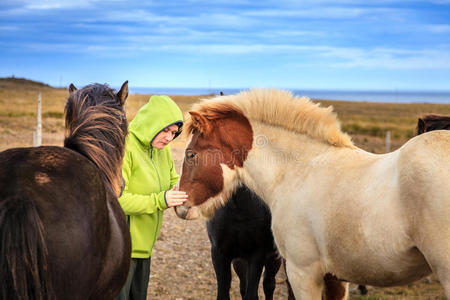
[64,84,128,197]
[187,88,354,148]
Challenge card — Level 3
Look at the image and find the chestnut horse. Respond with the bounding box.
[175,89,450,299]
[0,82,131,300]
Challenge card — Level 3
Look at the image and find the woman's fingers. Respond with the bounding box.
[167,191,188,198]
[166,198,187,207]
[166,190,189,207]
[170,191,187,196]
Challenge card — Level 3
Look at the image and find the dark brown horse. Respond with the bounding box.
[417,114,450,135]
[0,82,131,300]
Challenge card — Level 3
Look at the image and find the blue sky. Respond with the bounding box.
[1,0,450,91]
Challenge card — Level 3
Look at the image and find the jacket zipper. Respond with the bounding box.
[150,147,162,248]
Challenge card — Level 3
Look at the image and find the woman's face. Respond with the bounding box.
[152,124,179,149]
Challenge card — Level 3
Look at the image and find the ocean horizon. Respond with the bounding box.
[129,87,450,104]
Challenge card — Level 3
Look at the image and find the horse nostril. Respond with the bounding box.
[175,205,190,219]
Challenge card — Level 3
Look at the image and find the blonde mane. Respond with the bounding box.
[188,88,354,148]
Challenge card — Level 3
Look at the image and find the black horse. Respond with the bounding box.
[0,82,131,300]
[206,185,293,300]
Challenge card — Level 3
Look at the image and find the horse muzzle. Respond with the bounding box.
[174,205,200,220]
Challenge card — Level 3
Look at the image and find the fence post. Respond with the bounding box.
[33,92,42,147]
[385,130,391,153]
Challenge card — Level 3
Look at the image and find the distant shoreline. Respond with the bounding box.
[1,77,448,104]
[129,87,450,104]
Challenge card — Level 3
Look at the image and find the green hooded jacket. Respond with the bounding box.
[119,95,183,258]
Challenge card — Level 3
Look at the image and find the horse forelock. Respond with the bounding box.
[64,84,128,197]
[189,89,355,148]
[185,101,244,135]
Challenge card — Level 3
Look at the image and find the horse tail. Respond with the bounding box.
[0,196,53,300]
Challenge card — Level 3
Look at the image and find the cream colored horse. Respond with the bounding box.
[175,89,450,299]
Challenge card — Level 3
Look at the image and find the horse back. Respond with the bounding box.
[0,146,108,228]
[398,130,450,231]
[399,130,450,193]
[0,146,111,299]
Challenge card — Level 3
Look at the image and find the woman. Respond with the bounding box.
[116,95,188,300]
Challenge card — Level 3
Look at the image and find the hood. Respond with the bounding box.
[128,95,183,147]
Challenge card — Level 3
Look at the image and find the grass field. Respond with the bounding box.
[1,77,449,299]
[2,77,449,153]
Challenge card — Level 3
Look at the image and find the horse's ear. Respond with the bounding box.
[69,84,77,93]
[417,117,425,135]
[117,80,129,105]
[189,111,212,135]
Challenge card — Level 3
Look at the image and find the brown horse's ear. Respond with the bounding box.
[117,80,129,105]
[189,111,212,135]
[417,117,425,135]
[69,83,77,93]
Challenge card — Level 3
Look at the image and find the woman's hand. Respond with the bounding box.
[165,186,188,207]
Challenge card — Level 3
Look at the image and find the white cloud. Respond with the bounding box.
[18,38,450,71]
[276,0,448,4]
[99,9,257,29]
[427,24,450,33]
[428,0,450,3]
[0,25,20,31]
[256,29,324,39]
[8,0,104,10]
[242,6,411,21]
[245,7,367,18]
[329,48,450,69]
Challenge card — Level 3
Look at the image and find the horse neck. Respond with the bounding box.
[236,122,352,207]
[228,185,265,211]
[91,132,125,197]
[64,106,126,197]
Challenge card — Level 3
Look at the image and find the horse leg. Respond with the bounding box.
[323,274,348,300]
[232,258,248,298]
[418,243,450,298]
[243,254,265,300]
[357,285,368,295]
[282,258,296,300]
[415,233,450,298]
[285,260,324,300]
[411,194,450,298]
[262,254,282,300]
[211,247,233,300]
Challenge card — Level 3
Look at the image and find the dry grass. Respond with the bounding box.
[2,78,449,153]
[316,99,450,153]
[1,79,449,299]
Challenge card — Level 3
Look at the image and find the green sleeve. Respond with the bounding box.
[118,151,168,215]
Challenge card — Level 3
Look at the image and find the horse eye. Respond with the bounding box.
[186,151,197,159]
